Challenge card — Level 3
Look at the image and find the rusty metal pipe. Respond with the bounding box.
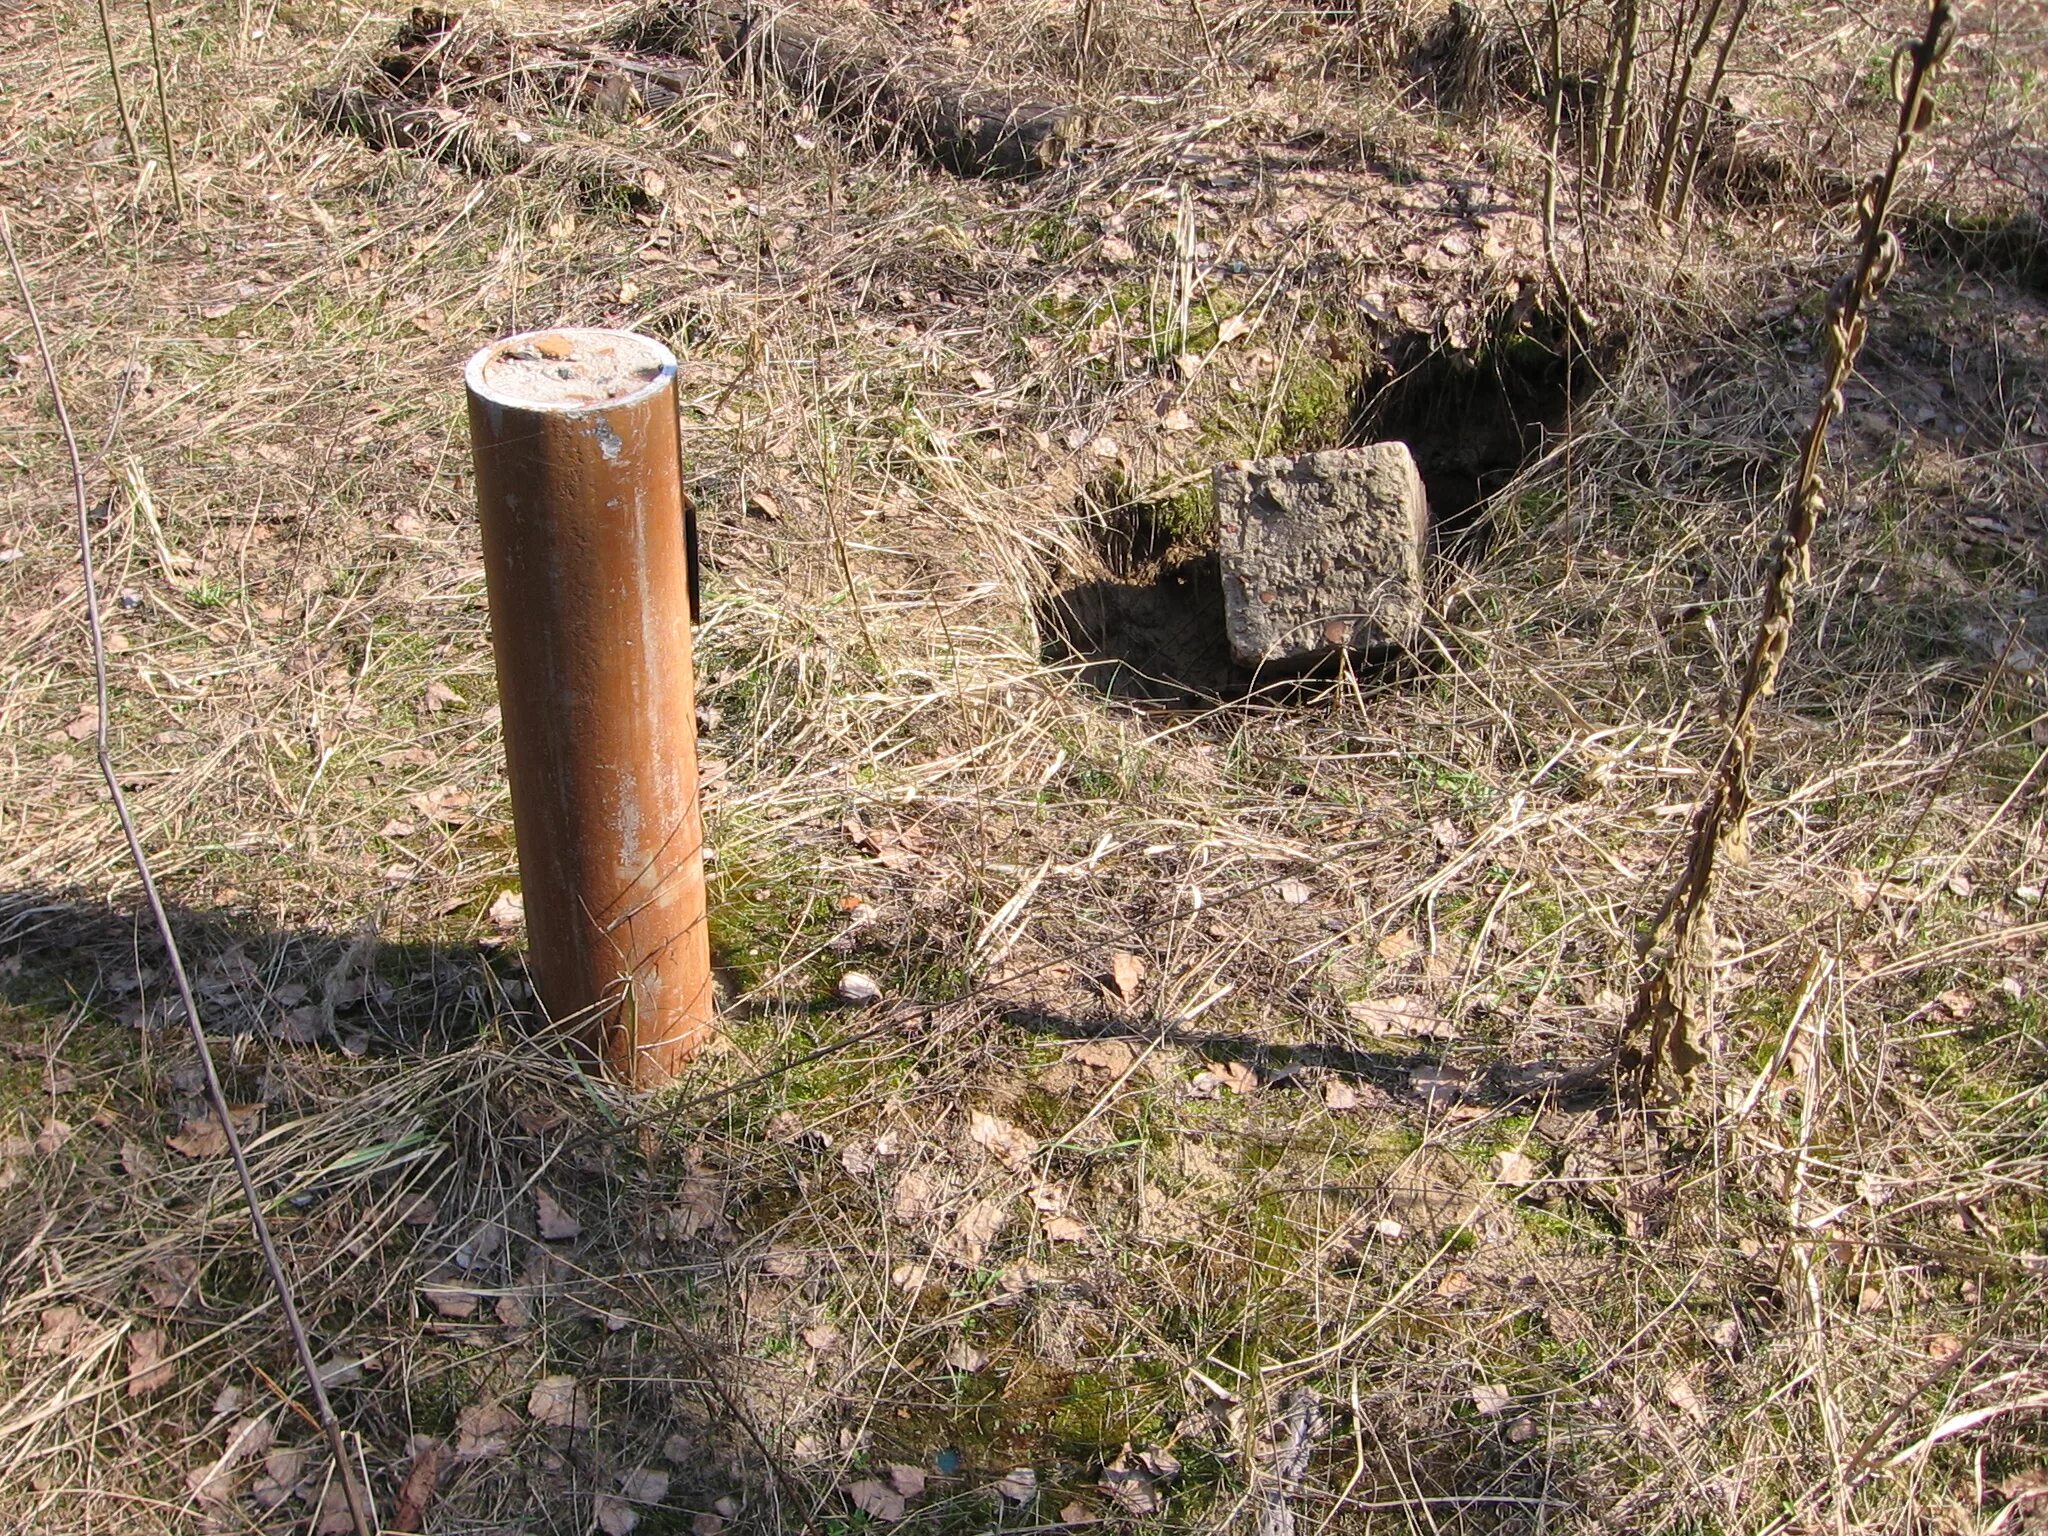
[466,327,713,1086]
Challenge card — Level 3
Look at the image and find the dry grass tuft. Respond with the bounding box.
[3,0,2047,1529]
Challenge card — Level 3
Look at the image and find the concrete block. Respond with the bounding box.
[1214,443,1429,667]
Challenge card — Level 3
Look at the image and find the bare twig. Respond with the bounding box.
[1669,0,1752,226]
[91,0,144,166]
[1617,0,1957,1098]
[1,210,368,1536]
[139,0,186,217]
[1646,0,1725,215]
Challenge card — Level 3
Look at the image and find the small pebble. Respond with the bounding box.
[836,971,882,1005]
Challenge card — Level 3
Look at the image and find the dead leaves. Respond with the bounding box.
[37,1305,98,1358]
[487,889,525,930]
[842,1465,933,1524]
[934,1195,1011,1268]
[392,1438,449,1532]
[1106,952,1146,1003]
[1041,1212,1087,1243]
[967,1110,1037,1171]
[534,1187,581,1241]
[1345,994,1452,1040]
[844,814,926,871]
[659,1155,731,1244]
[1188,1059,1257,1098]
[422,679,465,713]
[165,1103,261,1159]
[889,1168,944,1223]
[847,1479,906,1523]
[1100,1445,1178,1517]
[125,1327,176,1396]
[527,1374,592,1430]
[1066,1039,1134,1076]
[1491,1149,1540,1188]
[993,1467,1038,1504]
[454,1400,521,1459]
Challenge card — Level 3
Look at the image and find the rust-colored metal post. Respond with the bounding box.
[465,327,713,1086]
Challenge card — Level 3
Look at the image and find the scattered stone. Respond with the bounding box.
[836,971,882,1004]
[1214,443,1429,667]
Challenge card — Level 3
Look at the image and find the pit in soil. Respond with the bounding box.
[1040,317,1600,702]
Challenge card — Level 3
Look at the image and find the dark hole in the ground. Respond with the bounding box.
[1040,311,1603,703]
[1351,316,1595,553]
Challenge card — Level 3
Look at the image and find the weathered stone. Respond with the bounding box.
[1213,443,1429,667]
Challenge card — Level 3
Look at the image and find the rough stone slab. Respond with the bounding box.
[1214,443,1429,667]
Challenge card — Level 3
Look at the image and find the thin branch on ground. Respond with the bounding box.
[1618,0,1958,1098]
[1,209,367,1536]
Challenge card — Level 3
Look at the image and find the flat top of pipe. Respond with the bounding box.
[467,328,675,412]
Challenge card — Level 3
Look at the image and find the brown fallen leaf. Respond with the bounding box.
[165,1104,261,1159]
[994,1467,1038,1503]
[619,1465,670,1504]
[1345,995,1449,1038]
[802,1322,842,1351]
[1662,1370,1710,1427]
[596,1494,641,1535]
[887,1465,927,1498]
[1042,1213,1086,1243]
[848,1479,906,1522]
[421,1280,480,1320]
[935,1195,1011,1268]
[1323,1078,1360,1110]
[534,1188,580,1241]
[314,1481,355,1535]
[1099,1455,1162,1517]
[392,1438,449,1533]
[422,680,465,713]
[1107,952,1146,1003]
[453,1400,521,1459]
[967,1110,1038,1171]
[889,1169,945,1223]
[1375,927,1422,961]
[253,1445,308,1509]
[1066,1040,1134,1075]
[944,1340,989,1372]
[37,1305,93,1357]
[126,1327,176,1397]
[528,1374,591,1430]
[661,1173,729,1242]
[1435,1269,1475,1300]
[487,890,524,930]
[142,1253,199,1310]
[1190,1059,1258,1097]
[1471,1383,1511,1417]
[1491,1150,1540,1187]
[36,1117,74,1155]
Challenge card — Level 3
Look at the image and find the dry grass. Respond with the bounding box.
[3,0,2048,1530]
